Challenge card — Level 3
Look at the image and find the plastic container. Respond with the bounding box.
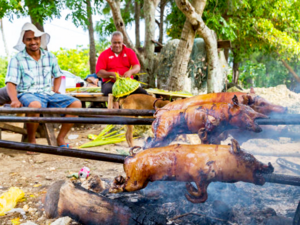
[59,76,66,94]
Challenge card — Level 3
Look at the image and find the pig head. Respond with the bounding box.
[240,88,287,115]
[227,95,269,133]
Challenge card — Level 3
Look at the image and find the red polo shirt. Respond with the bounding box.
[95,45,140,83]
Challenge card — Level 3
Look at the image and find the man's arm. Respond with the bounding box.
[123,64,141,78]
[53,77,62,93]
[6,83,22,108]
[97,70,116,80]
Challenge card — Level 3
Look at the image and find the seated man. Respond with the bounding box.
[5,22,81,150]
[96,31,148,108]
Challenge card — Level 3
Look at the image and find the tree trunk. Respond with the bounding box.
[142,0,160,87]
[277,56,300,83]
[175,0,223,93]
[233,60,239,84]
[167,20,196,91]
[134,1,141,48]
[167,0,206,92]
[87,0,96,74]
[158,0,168,44]
[29,15,45,32]
[0,19,9,57]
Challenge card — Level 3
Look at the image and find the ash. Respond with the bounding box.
[105,179,298,225]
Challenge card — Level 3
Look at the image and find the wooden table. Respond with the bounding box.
[145,89,193,100]
[66,93,114,109]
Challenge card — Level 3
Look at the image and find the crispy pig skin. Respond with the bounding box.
[149,98,268,147]
[110,140,274,203]
[156,92,287,117]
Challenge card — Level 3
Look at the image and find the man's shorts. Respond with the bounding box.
[18,93,79,108]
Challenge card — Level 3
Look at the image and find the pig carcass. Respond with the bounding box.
[146,95,268,148]
[109,139,274,203]
[156,88,287,117]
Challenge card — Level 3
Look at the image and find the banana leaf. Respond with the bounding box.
[112,73,146,98]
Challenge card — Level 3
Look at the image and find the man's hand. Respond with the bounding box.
[123,71,133,78]
[54,90,61,94]
[10,100,22,108]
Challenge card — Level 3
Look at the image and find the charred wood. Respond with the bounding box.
[44,180,167,225]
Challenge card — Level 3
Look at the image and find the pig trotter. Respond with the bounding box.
[185,182,208,203]
[129,146,142,156]
[186,182,199,197]
[109,175,126,193]
[198,128,208,144]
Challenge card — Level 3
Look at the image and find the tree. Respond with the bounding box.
[65,0,103,75]
[167,0,205,91]
[173,0,224,93]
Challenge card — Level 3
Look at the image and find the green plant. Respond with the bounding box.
[0,57,8,88]
[52,47,90,79]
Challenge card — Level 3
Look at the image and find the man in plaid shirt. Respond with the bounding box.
[5,23,81,151]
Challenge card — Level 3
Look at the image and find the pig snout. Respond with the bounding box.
[259,162,274,174]
[253,162,274,185]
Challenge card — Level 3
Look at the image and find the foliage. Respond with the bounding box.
[0,57,8,88]
[94,0,136,38]
[228,51,299,90]
[52,47,90,79]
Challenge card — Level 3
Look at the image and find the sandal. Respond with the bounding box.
[59,144,70,148]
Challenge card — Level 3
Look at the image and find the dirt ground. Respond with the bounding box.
[0,85,300,224]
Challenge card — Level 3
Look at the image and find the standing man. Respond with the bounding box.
[96,31,148,108]
[5,22,81,150]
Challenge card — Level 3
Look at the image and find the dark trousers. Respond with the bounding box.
[101,81,148,96]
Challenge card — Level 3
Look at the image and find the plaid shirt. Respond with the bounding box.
[5,48,63,95]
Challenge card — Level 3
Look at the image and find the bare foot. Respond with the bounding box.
[26,151,39,155]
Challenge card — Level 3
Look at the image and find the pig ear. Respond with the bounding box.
[250,87,255,94]
[241,95,249,105]
[231,95,239,106]
[230,139,241,154]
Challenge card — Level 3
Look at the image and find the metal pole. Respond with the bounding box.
[0,116,154,125]
[263,173,300,186]
[0,140,126,163]
[256,118,300,125]
[0,107,155,116]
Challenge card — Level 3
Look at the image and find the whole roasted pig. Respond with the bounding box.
[109,139,274,203]
[146,95,268,148]
[156,88,287,117]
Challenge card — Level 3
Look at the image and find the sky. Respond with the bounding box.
[0,9,146,58]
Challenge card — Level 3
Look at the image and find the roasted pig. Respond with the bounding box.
[146,95,268,148]
[109,139,274,203]
[156,88,287,117]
